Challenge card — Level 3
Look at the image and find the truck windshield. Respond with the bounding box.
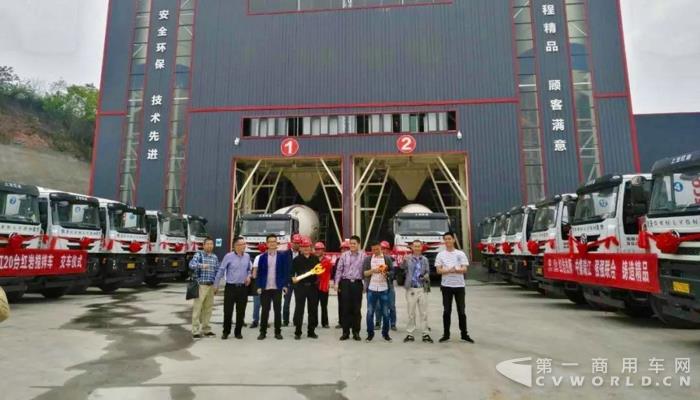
[241,219,292,236]
[52,200,101,230]
[395,218,449,235]
[532,204,557,232]
[493,218,507,236]
[0,190,40,225]
[109,206,145,234]
[188,218,208,237]
[161,216,186,237]
[649,167,700,216]
[480,221,494,240]
[506,213,524,235]
[573,186,618,224]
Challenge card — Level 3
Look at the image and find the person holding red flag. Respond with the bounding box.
[314,242,332,328]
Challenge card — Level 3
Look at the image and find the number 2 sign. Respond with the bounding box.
[396,135,417,154]
[280,138,299,157]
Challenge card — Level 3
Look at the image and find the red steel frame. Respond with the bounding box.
[89,0,114,195]
[615,0,641,172]
[90,0,641,254]
[246,0,452,16]
[190,97,517,114]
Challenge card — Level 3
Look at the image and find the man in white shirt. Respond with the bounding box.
[435,232,474,343]
[249,243,267,329]
[363,241,394,342]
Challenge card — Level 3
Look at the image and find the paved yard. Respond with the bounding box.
[0,277,697,400]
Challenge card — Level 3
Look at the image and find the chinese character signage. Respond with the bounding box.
[0,249,87,277]
[540,2,568,153]
[543,253,661,293]
[144,7,172,163]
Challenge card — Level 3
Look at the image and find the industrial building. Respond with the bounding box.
[91,0,642,254]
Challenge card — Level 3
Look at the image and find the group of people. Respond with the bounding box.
[188,231,474,344]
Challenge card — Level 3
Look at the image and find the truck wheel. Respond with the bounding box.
[99,283,121,294]
[41,287,67,299]
[536,287,546,295]
[650,296,700,329]
[6,290,25,303]
[564,287,586,305]
[144,276,161,288]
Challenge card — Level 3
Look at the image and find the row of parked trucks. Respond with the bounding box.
[0,182,209,302]
[237,203,451,274]
[478,151,700,328]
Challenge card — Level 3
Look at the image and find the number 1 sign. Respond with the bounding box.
[280,138,300,157]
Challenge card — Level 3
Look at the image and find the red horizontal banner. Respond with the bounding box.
[543,253,660,294]
[0,249,88,277]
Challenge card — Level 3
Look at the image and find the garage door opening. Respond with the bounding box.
[231,158,343,252]
[353,154,471,254]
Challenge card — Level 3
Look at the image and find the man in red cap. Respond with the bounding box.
[283,233,303,326]
[291,237,320,339]
[333,239,351,329]
[380,240,398,331]
[314,242,332,328]
[249,243,267,329]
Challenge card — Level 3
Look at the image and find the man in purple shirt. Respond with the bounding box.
[214,236,252,340]
[335,235,365,341]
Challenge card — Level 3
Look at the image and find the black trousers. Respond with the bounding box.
[283,284,294,323]
[222,284,248,336]
[339,279,363,336]
[319,291,329,327]
[293,283,319,335]
[441,286,468,337]
[260,289,282,335]
[337,289,343,325]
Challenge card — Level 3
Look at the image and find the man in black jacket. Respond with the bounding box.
[291,238,320,339]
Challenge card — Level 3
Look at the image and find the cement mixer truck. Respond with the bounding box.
[143,210,188,287]
[644,151,700,327]
[93,198,149,292]
[391,204,450,275]
[238,205,319,255]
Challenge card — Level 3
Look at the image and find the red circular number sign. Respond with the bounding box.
[396,135,417,154]
[280,138,299,157]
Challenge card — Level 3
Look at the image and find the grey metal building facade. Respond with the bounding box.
[91,0,641,254]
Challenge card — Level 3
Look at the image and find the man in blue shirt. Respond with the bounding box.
[189,237,219,339]
[214,236,252,340]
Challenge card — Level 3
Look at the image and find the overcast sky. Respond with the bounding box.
[0,0,698,114]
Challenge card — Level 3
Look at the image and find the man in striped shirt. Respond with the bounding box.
[189,237,219,339]
[334,235,365,341]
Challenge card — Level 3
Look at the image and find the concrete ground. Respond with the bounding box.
[0,271,698,400]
